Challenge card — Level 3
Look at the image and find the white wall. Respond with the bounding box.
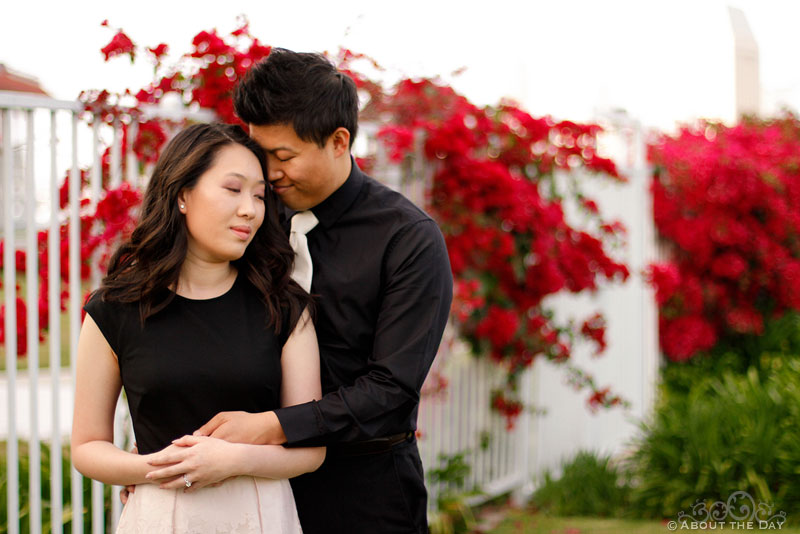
[528,117,660,479]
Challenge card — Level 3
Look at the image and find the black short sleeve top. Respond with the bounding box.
[83,275,288,454]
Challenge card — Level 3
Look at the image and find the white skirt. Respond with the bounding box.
[116,476,303,534]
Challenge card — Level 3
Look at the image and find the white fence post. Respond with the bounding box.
[68,111,83,534]
[3,106,20,534]
[25,107,43,534]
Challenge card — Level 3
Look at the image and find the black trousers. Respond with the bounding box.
[290,436,428,534]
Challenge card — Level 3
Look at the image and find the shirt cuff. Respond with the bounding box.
[274,401,325,447]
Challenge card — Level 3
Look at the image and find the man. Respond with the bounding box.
[194,48,453,534]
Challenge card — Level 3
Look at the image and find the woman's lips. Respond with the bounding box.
[231,226,252,240]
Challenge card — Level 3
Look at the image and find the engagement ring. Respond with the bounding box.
[183,475,192,488]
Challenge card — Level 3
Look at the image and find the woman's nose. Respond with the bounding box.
[238,194,256,218]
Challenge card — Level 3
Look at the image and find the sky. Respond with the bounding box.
[2,0,799,133]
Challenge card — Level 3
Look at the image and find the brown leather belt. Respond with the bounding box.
[327,431,414,457]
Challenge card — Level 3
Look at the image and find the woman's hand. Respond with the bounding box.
[144,436,242,492]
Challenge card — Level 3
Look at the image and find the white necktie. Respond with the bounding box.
[289,211,319,292]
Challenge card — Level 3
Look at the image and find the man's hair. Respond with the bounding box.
[234,48,359,148]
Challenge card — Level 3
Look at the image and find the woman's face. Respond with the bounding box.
[179,143,266,264]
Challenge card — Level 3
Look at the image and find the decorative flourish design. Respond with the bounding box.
[674,491,786,527]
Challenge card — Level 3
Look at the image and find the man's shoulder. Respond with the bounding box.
[357,173,431,225]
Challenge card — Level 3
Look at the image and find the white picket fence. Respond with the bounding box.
[1,92,658,533]
[0,91,214,534]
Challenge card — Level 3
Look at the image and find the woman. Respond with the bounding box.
[71,123,323,533]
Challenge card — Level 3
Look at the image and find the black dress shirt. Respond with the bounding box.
[274,160,453,447]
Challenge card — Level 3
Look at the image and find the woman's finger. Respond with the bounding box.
[172,435,201,447]
[159,474,196,490]
[147,447,188,466]
[162,472,212,492]
[183,478,210,493]
[146,463,189,482]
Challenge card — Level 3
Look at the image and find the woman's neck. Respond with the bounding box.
[176,257,237,300]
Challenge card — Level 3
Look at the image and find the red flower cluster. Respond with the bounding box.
[586,387,622,412]
[104,20,271,125]
[376,126,415,163]
[147,43,169,62]
[133,120,168,164]
[491,390,524,430]
[100,29,135,63]
[357,78,631,420]
[566,365,627,413]
[0,297,28,355]
[185,27,271,123]
[580,313,607,356]
[0,177,141,356]
[648,116,800,360]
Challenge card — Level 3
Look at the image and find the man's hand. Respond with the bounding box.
[193,411,287,445]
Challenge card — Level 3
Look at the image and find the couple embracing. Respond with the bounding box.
[71,48,453,534]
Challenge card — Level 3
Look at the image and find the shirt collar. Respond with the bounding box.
[309,157,364,228]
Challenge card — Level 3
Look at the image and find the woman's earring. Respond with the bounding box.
[180,204,185,210]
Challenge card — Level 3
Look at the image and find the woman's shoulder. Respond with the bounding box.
[83,289,139,323]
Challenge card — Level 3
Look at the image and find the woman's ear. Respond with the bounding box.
[177,190,188,213]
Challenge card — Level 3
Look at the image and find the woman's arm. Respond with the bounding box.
[71,315,158,486]
[146,308,326,490]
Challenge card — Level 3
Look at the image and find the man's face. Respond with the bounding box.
[249,123,339,211]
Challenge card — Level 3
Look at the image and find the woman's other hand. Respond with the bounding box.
[144,436,242,492]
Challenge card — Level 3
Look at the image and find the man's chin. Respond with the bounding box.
[279,198,314,212]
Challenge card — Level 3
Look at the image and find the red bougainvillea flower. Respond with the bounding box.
[491,391,524,430]
[133,120,168,164]
[580,313,607,356]
[147,43,169,61]
[645,263,681,306]
[101,30,136,62]
[659,315,717,361]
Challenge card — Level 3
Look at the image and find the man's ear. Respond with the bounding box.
[330,127,351,157]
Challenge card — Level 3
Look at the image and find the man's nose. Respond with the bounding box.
[269,160,285,182]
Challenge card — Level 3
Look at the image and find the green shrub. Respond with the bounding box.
[531,449,630,517]
[428,451,481,534]
[628,359,800,521]
[661,312,800,396]
[0,441,110,534]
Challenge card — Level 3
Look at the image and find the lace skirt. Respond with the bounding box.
[116,476,303,534]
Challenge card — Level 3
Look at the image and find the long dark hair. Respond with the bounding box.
[97,123,311,334]
[233,48,359,148]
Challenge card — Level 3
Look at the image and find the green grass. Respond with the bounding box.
[488,511,800,534]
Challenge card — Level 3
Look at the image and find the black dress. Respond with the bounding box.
[83,274,303,533]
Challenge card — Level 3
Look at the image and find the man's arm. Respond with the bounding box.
[277,219,453,446]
